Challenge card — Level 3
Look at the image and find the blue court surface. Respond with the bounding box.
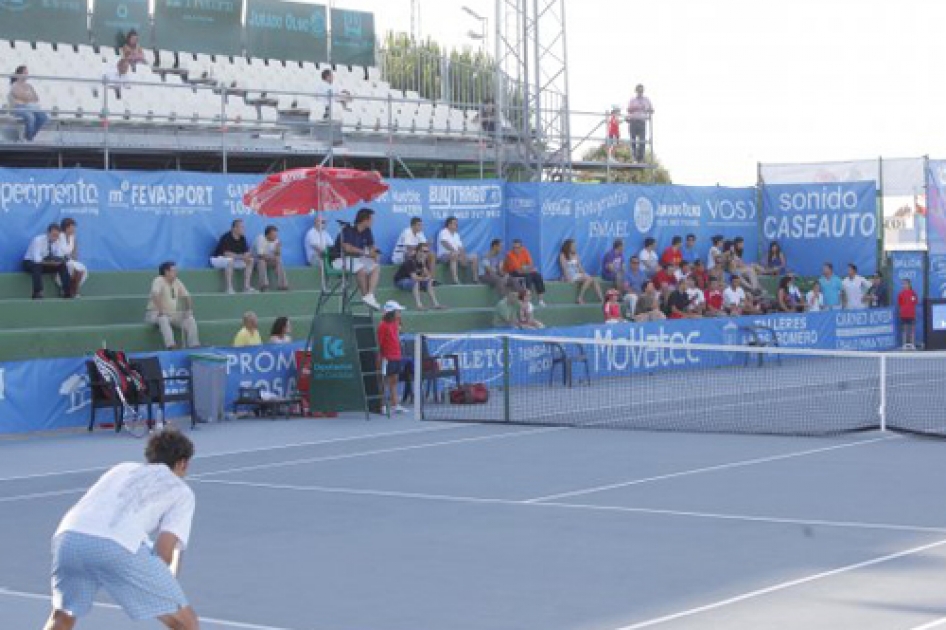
[3,417,946,629]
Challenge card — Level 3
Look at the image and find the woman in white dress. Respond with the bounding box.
[57,218,89,296]
[559,238,603,305]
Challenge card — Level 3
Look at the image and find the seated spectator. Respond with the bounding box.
[559,238,603,304]
[707,235,725,281]
[121,30,147,67]
[623,255,649,315]
[437,217,479,284]
[806,281,825,312]
[602,239,627,290]
[787,272,804,305]
[690,260,709,291]
[57,217,88,297]
[269,316,293,344]
[254,225,289,291]
[481,238,513,294]
[145,261,199,349]
[475,96,497,133]
[517,289,544,329]
[639,237,659,277]
[683,233,699,263]
[8,65,48,142]
[730,237,764,293]
[104,59,133,99]
[652,263,677,291]
[777,276,804,312]
[392,217,436,271]
[723,276,758,315]
[704,278,725,317]
[234,311,262,347]
[304,216,334,268]
[211,219,257,294]
[676,261,690,283]
[764,241,787,276]
[603,289,625,323]
[668,281,700,319]
[684,277,706,316]
[659,284,674,318]
[841,263,870,310]
[493,289,521,328]
[504,239,546,306]
[865,273,889,308]
[394,244,444,310]
[661,236,684,267]
[634,281,666,322]
[23,223,71,299]
[332,208,381,310]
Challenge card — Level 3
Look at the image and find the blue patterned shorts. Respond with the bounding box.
[51,531,188,620]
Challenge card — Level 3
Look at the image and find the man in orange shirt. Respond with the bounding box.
[504,239,547,307]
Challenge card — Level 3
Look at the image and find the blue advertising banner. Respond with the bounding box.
[890,251,926,345]
[761,181,879,277]
[506,183,759,279]
[0,169,504,273]
[0,343,303,435]
[925,162,946,298]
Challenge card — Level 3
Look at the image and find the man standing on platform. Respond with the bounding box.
[626,84,654,163]
[819,263,843,310]
[841,263,870,310]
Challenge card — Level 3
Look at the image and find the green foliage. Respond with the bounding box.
[578,142,672,184]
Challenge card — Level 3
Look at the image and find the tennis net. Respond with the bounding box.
[414,332,946,437]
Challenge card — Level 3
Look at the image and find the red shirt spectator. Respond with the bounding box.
[377,319,401,361]
[898,287,919,320]
[653,266,677,290]
[690,265,709,290]
[607,113,620,140]
[705,288,724,312]
[660,245,682,267]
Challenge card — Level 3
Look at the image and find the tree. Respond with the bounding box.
[577,142,672,184]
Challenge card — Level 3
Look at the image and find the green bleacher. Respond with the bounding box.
[0,266,603,362]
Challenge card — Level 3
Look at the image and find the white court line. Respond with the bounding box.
[523,434,898,503]
[0,587,303,630]
[0,423,469,483]
[0,488,87,503]
[194,478,946,535]
[910,616,946,630]
[194,426,564,478]
[610,537,946,630]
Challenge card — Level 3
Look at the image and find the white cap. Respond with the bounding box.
[383,300,406,313]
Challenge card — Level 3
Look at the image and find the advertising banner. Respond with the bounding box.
[0,0,88,45]
[246,0,328,63]
[926,162,946,298]
[91,0,150,48]
[304,314,365,413]
[330,8,375,66]
[154,0,245,56]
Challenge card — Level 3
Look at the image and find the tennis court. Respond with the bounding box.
[3,415,946,629]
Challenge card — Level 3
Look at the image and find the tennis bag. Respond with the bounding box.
[449,383,489,405]
[93,349,148,403]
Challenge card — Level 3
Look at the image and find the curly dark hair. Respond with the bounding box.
[145,428,194,469]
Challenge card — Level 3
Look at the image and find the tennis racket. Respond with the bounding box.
[92,352,154,438]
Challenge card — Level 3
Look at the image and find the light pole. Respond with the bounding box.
[462,6,488,51]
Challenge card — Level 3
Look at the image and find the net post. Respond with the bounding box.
[502,335,511,423]
[413,333,423,422]
[879,354,887,432]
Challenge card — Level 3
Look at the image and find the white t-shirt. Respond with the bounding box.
[437,228,463,258]
[707,246,721,271]
[806,290,824,312]
[841,275,870,310]
[723,286,746,308]
[392,228,428,264]
[304,227,333,265]
[254,234,279,257]
[56,463,195,553]
[687,287,705,306]
[24,234,63,263]
[639,248,659,275]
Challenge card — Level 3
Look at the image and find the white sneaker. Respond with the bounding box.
[395,405,410,414]
[538,300,547,308]
[363,294,381,310]
[245,287,259,294]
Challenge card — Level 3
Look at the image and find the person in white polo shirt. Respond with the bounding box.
[723,276,752,316]
[42,429,199,630]
[392,216,436,270]
[253,225,289,291]
[304,215,334,269]
[436,216,479,285]
[841,263,871,310]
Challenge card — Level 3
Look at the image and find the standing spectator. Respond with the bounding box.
[233,311,262,347]
[707,235,725,280]
[517,289,545,329]
[777,276,804,312]
[865,273,889,308]
[723,276,749,315]
[121,30,147,67]
[603,289,625,323]
[333,208,381,310]
[392,217,435,269]
[639,237,659,277]
[23,223,71,299]
[211,219,256,294]
[606,105,621,160]
[841,264,871,310]
[559,238,604,304]
[313,69,335,120]
[304,216,334,268]
[378,301,408,414]
[652,263,677,291]
[660,236,683,267]
[683,234,699,263]
[818,264,842,309]
[623,255,649,315]
[625,83,653,163]
[503,239,546,306]
[480,238,511,295]
[634,281,666,322]
[806,281,825,312]
[437,217,479,284]
[493,289,521,328]
[476,96,497,134]
[704,278,725,317]
[601,239,627,290]
[269,316,293,344]
[764,241,787,276]
[897,278,919,349]
[394,244,444,310]
[57,218,88,297]
[145,261,199,350]
[8,65,48,142]
[254,225,289,291]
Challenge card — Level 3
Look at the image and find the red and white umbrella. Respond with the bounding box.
[242,166,389,217]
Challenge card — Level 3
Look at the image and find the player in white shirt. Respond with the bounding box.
[253,225,289,291]
[304,216,334,267]
[841,263,871,310]
[43,430,199,630]
[436,216,479,284]
[391,217,436,270]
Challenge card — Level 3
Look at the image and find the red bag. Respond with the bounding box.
[449,383,489,404]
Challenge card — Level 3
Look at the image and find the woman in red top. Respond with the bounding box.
[603,289,624,323]
[377,301,408,414]
[897,278,919,350]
